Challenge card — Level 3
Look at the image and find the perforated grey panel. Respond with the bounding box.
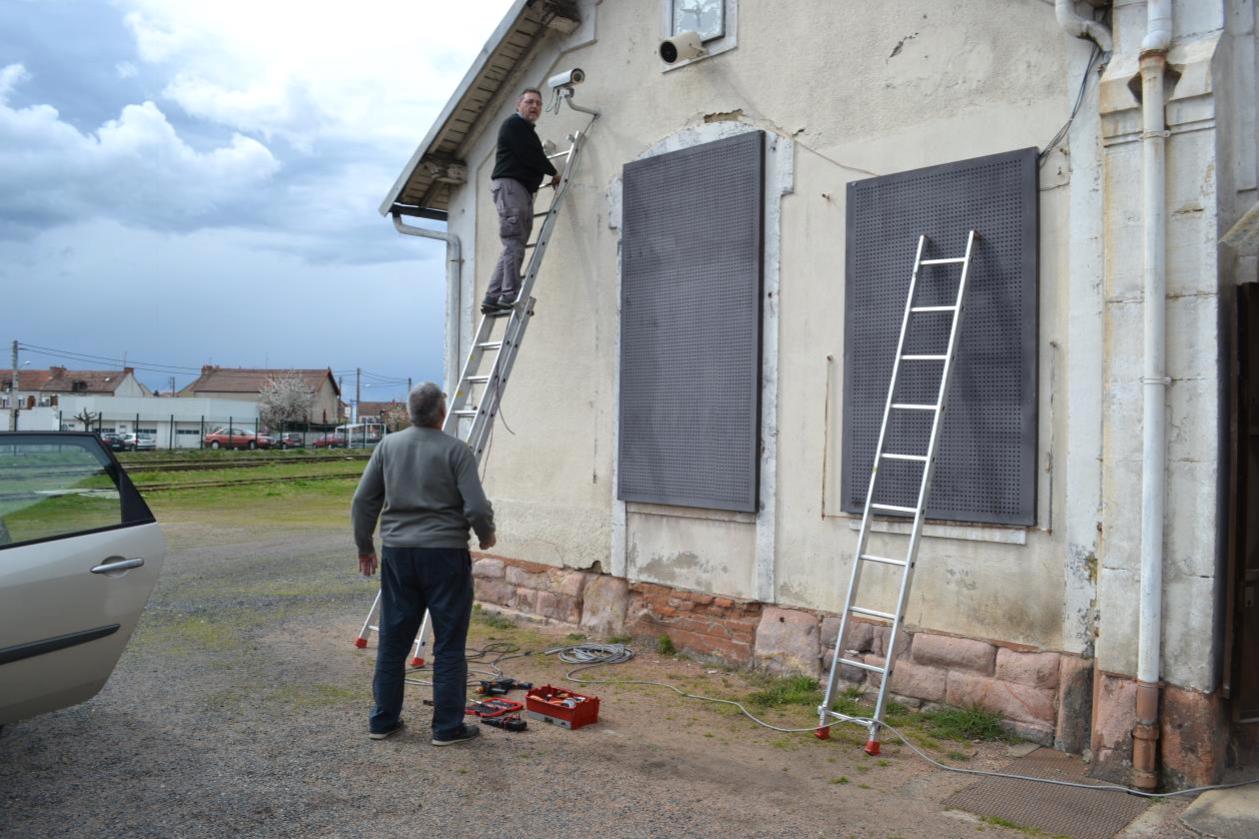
[618,131,764,512]
[841,148,1038,525]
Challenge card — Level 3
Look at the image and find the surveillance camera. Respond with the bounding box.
[547,68,585,90]
[659,31,705,64]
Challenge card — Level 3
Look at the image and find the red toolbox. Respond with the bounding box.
[525,684,599,730]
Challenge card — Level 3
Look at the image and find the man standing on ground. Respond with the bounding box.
[352,382,496,745]
[482,87,560,314]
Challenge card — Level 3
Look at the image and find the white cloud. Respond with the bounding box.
[116,61,138,79]
[0,63,279,232]
[122,0,514,149]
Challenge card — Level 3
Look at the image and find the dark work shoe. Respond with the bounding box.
[496,293,519,309]
[369,720,405,741]
[432,724,481,746]
[480,296,500,314]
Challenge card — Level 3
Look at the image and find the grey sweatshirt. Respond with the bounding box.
[351,425,495,553]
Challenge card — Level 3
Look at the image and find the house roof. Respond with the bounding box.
[7,367,137,394]
[182,367,340,398]
[357,400,404,416]
[0,369,55,391]
[378,0,580,219]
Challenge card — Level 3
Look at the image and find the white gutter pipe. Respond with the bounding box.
[392,213,463,394]
[1134,0,1172,792]
[1055,0,1113,55]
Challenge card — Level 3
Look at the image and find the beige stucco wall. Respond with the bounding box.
[428,0,1244,688]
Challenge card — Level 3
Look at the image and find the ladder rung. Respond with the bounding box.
[477,341,502,350]
[850,606,897,621]
[920,257,966,265]
[891,403,938,411]
[870,503,917,515]
[525,242,537,249]
[533,211,552,218]
[453,408,479,417]
[900,354,947,361]
[547,149,572,159]
[881,453,927,462]
[911,305,957,313]
[467,375,491,384]
[837,657,887,674]
[860,553,908,567]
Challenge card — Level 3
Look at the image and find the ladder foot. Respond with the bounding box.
[410,657,426,667]
[815,726,831,740]
[863,738,881,756]
[354,637,368,649]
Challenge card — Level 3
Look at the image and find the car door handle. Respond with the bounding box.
[91,557,145,574]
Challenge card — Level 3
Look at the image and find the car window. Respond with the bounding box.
[0,437,123,547]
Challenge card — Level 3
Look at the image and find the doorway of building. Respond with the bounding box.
[1231,282,1259,759]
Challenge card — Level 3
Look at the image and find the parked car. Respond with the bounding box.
[310,434,345,449]
[0,431,165,729]
[278,432,304,449]
[96,431,127,451]
[120,433,156,452]
[203,427,273,450]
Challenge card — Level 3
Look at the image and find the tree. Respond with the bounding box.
[258,378,316,429]
[73,408,101,431]
[380,402,409,432]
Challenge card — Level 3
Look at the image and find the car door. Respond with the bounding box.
[0,432,165,725]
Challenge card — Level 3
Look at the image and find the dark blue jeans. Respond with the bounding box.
[370,546,473,739]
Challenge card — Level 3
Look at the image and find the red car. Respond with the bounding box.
[310,434,346,449]
[203,427,274,450]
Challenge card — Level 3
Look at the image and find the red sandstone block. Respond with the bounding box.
[505,566,545,589]
[713,597,735,610]
[669,627,752,663]
[888,659,947,703]
[912,634,996,675]
[474,579,513,606]
[472,558,505,580]
[995,648,1060,690]
[871,625,912,661]
[692,593,715,606]
[945,671,1056,726]
[555,571,588,598]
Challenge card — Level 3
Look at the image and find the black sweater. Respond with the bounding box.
[492,114,557,193]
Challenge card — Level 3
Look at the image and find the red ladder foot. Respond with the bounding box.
[354,637,368,649]
[863,739,881,756]
[410,657,425,667]
[815,726,831,740]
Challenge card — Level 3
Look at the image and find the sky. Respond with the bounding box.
[0,0,515,403]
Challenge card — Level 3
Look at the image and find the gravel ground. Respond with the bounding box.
[0,508,1195,838]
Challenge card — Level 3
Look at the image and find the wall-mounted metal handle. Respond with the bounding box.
[91,557,145,574]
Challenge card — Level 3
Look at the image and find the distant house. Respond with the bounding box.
[356,400,408,430]
[179,366,342,425]
[2,366,147,410]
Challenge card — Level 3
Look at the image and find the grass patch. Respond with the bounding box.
[472,605,516,630]
[656,634,676,655]
[745,675,821,709]
[608,634,632,645]
[829,776,849,785]
[268,682,361,710]
[920,706,1016,742]
[978,815,1062,837]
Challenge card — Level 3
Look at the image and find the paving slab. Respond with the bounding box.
[1180,784,1259,839]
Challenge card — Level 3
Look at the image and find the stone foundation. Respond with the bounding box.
[472,555,1225,786]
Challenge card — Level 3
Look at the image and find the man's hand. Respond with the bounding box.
[358,552,378,577]
[479,533,497,550]
[549,174,561,189]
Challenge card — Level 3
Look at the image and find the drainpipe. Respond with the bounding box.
[1133,0,1172,792]
[1054,0,1113,55]
[391,213,463,394]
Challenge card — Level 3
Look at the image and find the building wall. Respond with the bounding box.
[436,0,1244,721]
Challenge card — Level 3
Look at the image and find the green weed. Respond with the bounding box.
[920,706,1016,742]
[745,675,821,709]
[656,634,676,655]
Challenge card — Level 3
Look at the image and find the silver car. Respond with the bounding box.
[0,432,165,728]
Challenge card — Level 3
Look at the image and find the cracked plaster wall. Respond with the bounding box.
[429,0,1245,687]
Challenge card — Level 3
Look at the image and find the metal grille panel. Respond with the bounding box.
[841,148,1038,525]
[618,132,764,512]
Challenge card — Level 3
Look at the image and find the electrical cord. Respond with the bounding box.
[543,643,1259,798]
[403,640,528,688]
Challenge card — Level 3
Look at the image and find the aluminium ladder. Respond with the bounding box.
[817,230,977,755]
[354,129,589,663]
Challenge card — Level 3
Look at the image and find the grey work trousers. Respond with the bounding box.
[487,177,534,300]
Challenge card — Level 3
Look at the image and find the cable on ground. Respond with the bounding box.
[542,643,1259,798]
[404,641,529,688]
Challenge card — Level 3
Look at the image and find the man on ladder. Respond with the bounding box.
[352,383,497,745]
[483,87,560,314]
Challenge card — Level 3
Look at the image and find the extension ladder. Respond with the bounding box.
[354,130,588,663]
[817,230,977,754]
